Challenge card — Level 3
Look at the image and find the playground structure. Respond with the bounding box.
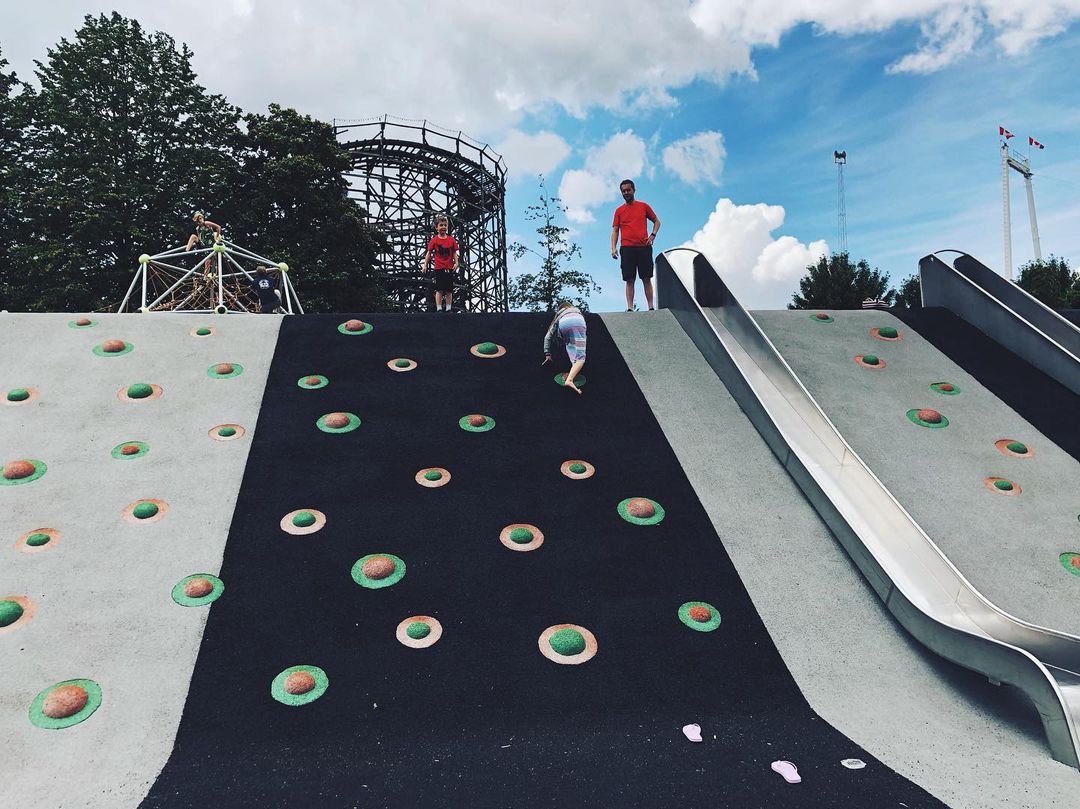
[335,116,508,313]
[117,240,303,314]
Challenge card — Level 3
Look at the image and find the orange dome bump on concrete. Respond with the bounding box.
[361,556,396,580]
[120,444,141,456]
[344,319,366,332]
[184,578,214,599]
[102,339,126,353]
[3,460,35,480]
[626,498,656,519]
[324,413,350,429]
[284,671,317,695]
[215,363,234,375]
[939,383,955,392]
[42,684,89,719]
[75,317,92,326]
[916,409,943,424]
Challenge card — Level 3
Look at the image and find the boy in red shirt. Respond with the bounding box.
[610,179,660,311]
[422,214,460,311]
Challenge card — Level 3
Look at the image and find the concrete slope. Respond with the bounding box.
[604,310,1079,809]
[0,312,281,809]
[752,308,1080,638]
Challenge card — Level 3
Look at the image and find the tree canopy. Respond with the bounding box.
[893,273,922,309]
[788,252,895,310]
[508,177,600,312]
[1015,256,1079,310]
[1,13,388,313]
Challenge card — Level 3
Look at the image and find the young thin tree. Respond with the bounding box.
[789,252,895,310]
[509,177,600,312]
[893,273,922,309]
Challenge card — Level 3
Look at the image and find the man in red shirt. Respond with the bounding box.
[422,214,460,312]
[610,179,660,311]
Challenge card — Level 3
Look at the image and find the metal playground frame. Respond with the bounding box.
[117,240,303,314]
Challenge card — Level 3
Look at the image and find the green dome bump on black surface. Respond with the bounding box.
[509,527,534,544]
[395,359,411,368]
[569,463,587,474]
[406,622,431,640]
[549,627,587,656]
[476,342,499,355]
[424,470,442,481]
[292,511,316,528]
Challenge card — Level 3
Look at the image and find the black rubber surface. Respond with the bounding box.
[143,313,947,809]
[892,307,1080,461]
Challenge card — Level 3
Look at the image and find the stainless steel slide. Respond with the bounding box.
[919,250,1080,396]
[656,247,1080,769]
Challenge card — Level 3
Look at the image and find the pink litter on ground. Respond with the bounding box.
[771,760,801,784]
[681,723,702,743]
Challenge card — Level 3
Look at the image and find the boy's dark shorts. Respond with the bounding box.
[620,245,654,282]
[434,269,455,293]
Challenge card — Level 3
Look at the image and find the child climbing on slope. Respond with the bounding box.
[542,300,587,394]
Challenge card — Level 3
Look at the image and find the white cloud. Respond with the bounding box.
[496,130,571,182]
[558,131,648,224]
[662,131,726,186]
[9,1,1073,143]
[685,198,828,308]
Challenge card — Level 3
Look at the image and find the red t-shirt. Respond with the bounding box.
[428,235,458,269]
[612,201,657,247]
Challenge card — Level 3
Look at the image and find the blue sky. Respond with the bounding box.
[5,2,1080,311]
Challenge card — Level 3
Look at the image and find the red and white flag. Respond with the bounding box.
[1029,136,1045,150]
[999,126,1015,139]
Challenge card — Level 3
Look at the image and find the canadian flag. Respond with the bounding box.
[999,126,1015,139]
[1029,136,1045,150]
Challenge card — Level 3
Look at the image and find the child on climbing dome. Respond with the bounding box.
[542,300,587,395]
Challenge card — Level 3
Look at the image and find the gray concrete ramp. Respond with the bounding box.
[604,309,1079,808]
[0,312,280,808]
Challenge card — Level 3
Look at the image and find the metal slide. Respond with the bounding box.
[919,250,1080,396]
[656,247,1080,768]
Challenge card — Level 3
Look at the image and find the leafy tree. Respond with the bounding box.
[788,252,895,310]
[893,273,922,309]
[509,177,600,312]
[1016,255,1078,310]
[224,104,389,312]
[9,12,243,312]
[0,48,34,309]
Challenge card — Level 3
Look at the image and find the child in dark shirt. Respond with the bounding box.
[251,266,284,313]
[421,214,459,312]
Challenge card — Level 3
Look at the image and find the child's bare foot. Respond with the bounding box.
[565,379,582,395]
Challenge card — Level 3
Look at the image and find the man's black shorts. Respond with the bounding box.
[434,269,455,293]
[620,245,654,282]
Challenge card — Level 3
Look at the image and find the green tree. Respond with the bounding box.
[509,177,600,312]
[224,104,389,312]
[0,47,34,309]
[10,12,242,311]
[1016,256,1077,310]
[893,273,922,309]
[788,252,895,310]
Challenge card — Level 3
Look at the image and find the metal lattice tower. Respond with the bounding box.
[1000,141,1042,280]
[335,116,508,312]
[833,150,848,255]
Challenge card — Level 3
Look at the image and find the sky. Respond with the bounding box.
[3,1,1080,311]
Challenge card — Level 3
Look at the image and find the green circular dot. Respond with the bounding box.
[196,327,211,336]
[218,427,237,437]
[7,389,30,402]
[132,502,159,519]
[292,511,316,528]
[26,532,51,547]
[862,354,879,365]
[395,359,411,368]
[424,470,442,481]
[994,480,1014,491]
[549,628,586,656]
[0,599,25,627]
[476,342,498,355]
[1006,442,1028,454]
[878,326,898,338]
[127,383,153,399]
[569,463,587,474]
[406,622,431,640]
[509,527,534,544]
